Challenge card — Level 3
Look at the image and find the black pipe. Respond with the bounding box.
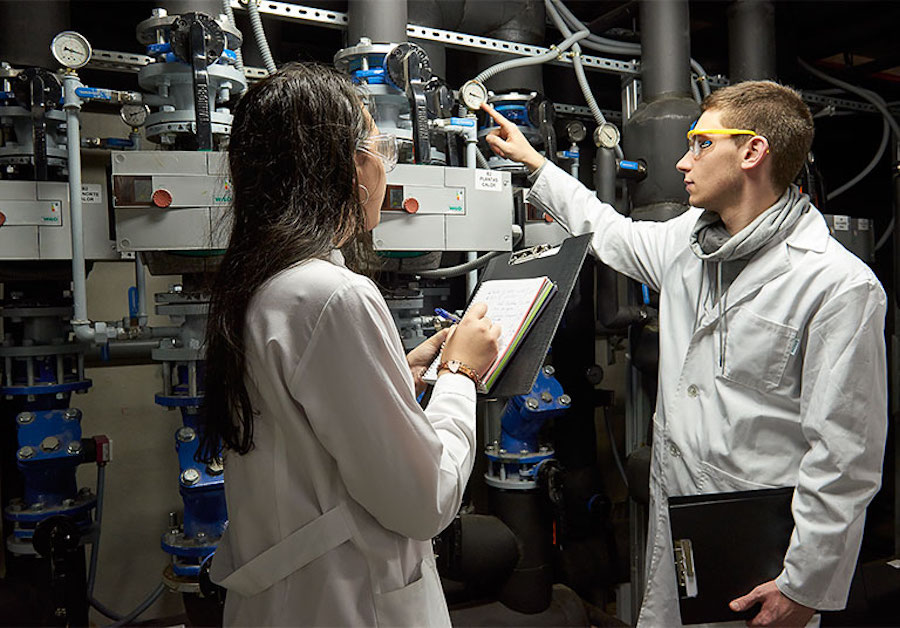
[491,488,552,613]
[639,0,691,100]
[160,1,222,16]
[408,0,451,78]
[0,1,70,68]
[622,0,699,220]
[728,0,776,81]
[348,0,407,45]
[467,0,545,94]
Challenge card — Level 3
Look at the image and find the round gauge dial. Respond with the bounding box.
[594,122,621,149]
[460,79,488,111]
[565,120,587,143]
[51,31,92,69]
[120,103,150,128]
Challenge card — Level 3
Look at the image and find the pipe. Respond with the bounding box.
[473,29,589,85]
[135,254,148,327]
[246,0,276,74]
[492,488,552,613]
[727,0,776,81]
[222,0,244,72]
[468,0,546,94]
[416,251,505,279]
[348,0,407,44]
[640,0,691,98]
[464,117,479,296]
[63,73,93,343]
[827,117,890,201]
[0,1,69,68]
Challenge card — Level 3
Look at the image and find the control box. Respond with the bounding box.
[373,164,514,252]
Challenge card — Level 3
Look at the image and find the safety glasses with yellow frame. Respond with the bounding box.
[685,128,762,158]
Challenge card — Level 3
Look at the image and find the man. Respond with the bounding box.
[482,80,888,627]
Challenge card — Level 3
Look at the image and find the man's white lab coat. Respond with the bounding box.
[528,162,887,626]
[210,251,477,626]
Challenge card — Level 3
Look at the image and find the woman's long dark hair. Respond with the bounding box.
[198,63,370,462]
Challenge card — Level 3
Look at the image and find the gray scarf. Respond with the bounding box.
[687,185,810,369]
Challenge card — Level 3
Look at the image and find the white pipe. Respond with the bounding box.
[63,73,94,343]
[135,254,148,327]
[464,115,478,297]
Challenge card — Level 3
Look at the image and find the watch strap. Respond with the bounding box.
[437,360,482,389]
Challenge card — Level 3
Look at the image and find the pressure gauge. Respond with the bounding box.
[460,79,489,111]
[120,103,150,128]
[565,120,587,143]
[51,31,92,69]
[594,122,620,149]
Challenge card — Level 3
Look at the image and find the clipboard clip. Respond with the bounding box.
[508,243,560,266]
[674,538,699,599]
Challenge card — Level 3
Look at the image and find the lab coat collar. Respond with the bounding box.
[694,234,792,332]
[328,249,346,267]
[784,206,830,253]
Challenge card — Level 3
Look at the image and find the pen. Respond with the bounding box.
[434,308,461,323]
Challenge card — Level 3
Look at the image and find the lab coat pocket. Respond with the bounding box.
[699,459,782,492]
[720,308,798,392]
[373,556,449,627]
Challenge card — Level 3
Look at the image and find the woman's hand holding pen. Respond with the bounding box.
[441,303,501,379]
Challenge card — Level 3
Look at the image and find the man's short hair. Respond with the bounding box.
[702,81,814,193]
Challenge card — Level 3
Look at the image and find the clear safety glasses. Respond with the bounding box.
[686,128,758,157]
[358,133,400,173]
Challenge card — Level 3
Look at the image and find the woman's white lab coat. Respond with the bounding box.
[528,162,887,626]
[209,251,476,626]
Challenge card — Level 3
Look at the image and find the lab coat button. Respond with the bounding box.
[687,384,699,398]
[669,443,681,457]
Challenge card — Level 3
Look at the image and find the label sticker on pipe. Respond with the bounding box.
[475,170,503,192]
[833,215,850,231]
[81,184,102,204]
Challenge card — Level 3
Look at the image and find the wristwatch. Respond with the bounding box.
[437,360,482,388]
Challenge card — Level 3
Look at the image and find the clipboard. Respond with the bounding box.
[474,233,591,397]
[669,486,795,625]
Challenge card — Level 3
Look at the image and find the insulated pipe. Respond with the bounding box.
[728,0,776,82]
[348,0,407,44]
[160,1,221,16]
[640,0,692,99]
[622,0,699,220]
[468,0,546,94]
[0,1,69,68]
[408,0,451,78]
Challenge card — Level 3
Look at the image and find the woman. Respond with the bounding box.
[199,63,500,626]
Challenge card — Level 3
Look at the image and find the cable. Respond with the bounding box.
[799,58,900,139]
[109,584,166,628]
[875,217,894,252]
[475,148,490,169]
[549,0,711,99]
[473,28,589,85]
[603,407,629,489]
[798,58,900,246]
[86,465,164,625]
[415,251,504,278]
[222,0,245,72]
[544,0,624,159]
[827,117,889,201]
[247,0,276,74]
